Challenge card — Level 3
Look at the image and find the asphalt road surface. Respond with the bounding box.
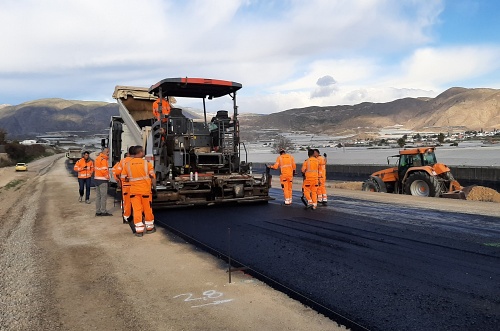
[155,188,500,331]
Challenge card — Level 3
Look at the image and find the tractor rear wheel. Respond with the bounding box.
[404,172,442,197]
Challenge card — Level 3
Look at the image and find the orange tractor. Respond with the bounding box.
[361,147,472,199]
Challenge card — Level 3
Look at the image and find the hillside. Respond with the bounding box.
[1,87,499,138]
[0,99,119,138]
[240,87,500,135]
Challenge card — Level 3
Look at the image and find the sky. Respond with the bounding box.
[1,0,500,114]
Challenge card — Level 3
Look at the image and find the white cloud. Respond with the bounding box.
[3,0,499,114]
[396,46,500,89]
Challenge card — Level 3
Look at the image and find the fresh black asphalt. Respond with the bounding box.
[155,188,500,331]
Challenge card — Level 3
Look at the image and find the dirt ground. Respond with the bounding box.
[2,156,498,331]
[0,155,345,331]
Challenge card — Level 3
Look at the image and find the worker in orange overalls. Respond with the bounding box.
[113,148,134,224]
[152,97,171,122]
[314,149,328,204]
[301,149,320,209]
[121,145,156,237]
[268,148,296,205]
[73,151,94,204]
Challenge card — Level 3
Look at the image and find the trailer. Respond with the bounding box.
[65,148,82,163]
[109,78,272,208]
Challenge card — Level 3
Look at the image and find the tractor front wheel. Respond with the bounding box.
[362,177,387,193]
[404,172,442,197]
[362,180,379,192]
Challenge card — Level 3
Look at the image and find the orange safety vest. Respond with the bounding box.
[74,158,94,179]
[317,155,326,178]
[113,156,133,187]
[271,154,296,176]
[301,157,319,180]
[94,153,110,181]
[121,158,155,195]
[152,99,171,121]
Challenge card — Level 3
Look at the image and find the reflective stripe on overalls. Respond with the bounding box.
[126,160,149,182]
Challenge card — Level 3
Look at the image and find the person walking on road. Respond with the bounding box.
[314,149,328,204]
[113,149,134,224]
[268,148,296,205]
[301,149,320,210]
[121,145,156,237]
[74,151,94,204]
[94,148,112,217]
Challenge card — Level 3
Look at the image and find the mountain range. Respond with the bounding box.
[0,99,118,138]
[1,87,499,138]
[240,87,500,135]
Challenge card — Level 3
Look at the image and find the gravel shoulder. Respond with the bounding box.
[0,156,344,331]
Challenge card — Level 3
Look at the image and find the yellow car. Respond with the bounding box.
[15,163,28,171]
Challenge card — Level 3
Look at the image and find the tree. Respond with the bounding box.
[413,133,421,141]
[271,135,295,153]
[437,133,445,144]
[397,137,406,148]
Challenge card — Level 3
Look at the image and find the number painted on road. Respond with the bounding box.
[173,290,233,308]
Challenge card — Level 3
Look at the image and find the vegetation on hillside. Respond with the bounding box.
[0,128,55,167]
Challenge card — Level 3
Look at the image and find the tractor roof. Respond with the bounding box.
[149,77,242,99]
[400,147,435,155]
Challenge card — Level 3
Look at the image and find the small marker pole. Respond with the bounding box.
[228,227,232,283]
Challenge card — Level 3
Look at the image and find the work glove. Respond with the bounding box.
[323,153,327,158]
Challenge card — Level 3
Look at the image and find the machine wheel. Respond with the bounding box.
[362,180,379,192]
[362,177,387,193]
[404,172,442,197]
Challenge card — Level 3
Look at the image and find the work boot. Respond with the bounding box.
[306,204,313,209]
[95,212,102,217]
[321,200,328,205]
[123,216,129,224]
[135,232,143,237]
[79,196,83,202]
[146,227,156,234]
[101,212,113,216]
[85,200,91,204]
